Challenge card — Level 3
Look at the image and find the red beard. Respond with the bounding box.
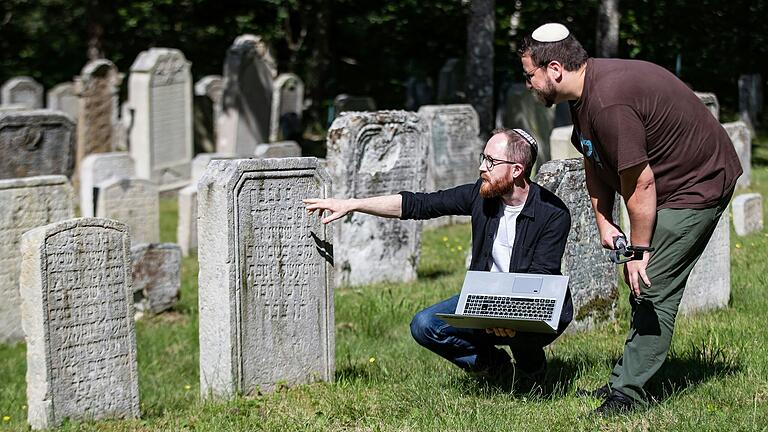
[480,174,515,198]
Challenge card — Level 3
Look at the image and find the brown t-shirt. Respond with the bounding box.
[570,58,742,209]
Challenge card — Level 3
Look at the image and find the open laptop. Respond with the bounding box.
[435,271,569,334]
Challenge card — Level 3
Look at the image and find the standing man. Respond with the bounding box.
[305,128,573,389]
[517,23,742,414]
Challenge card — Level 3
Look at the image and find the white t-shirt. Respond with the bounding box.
[490,203,525,272]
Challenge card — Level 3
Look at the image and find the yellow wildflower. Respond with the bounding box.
[369,357,376,363]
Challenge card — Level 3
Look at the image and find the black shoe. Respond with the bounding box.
[513,362,547,394]
[576,384,611,399]
[593,390,637,416]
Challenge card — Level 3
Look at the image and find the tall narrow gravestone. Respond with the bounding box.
[534,159,619,331]
[326,111,427,286]
[74,59,122,186]
[723,121,752,188]
[79,152,135,217]
[95,178,159,245]
[0,176,74,343]
[217,35,276,155]
[128,48,193,190]
[47,82,79,122]
[20,218,140,429]
[269,73,304,142]
[197,158,334,399]
[194,75,224,154]
[0,110,76,179]
[1,76,43,109]
[680,213,730,315]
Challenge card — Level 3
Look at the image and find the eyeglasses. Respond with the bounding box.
[479,153,519,172]
[522,64,545,83]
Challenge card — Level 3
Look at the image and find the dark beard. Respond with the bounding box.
[533,78,557,108]
[480,175,515,198]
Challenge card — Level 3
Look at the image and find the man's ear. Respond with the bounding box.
[547,60,564,82]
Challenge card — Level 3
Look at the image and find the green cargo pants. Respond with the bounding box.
[609,190,733,404]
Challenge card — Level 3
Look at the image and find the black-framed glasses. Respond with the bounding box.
[479,153,518,172]
[522,64,545,83]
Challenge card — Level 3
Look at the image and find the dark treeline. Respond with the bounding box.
[1,0,764,125]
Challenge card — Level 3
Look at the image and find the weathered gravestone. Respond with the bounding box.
[0,176,74,343]
[498,84,554,168]
[270,73,304,142]
[95,178,159,245]
[74,59,122,185]
[128,48,193,190]
[534,158,619,331]
[254,141,301,158]
[194,75,224,154]
[0,110,76,179]
[418,104,482,227]
[20,218,140,429]
[46,82,79,122]
[436,58,465,104]
[326,111,427,286]
[1,76,43,109]
[732,193,764,237]
[197,157,334,399]
[217,35,276,156]
[131,243,181,314]
[549,126,582,161]
[738,74,763,128]
[695,92,720,120]
[79,152,135,217]
[723,121,752,188]
[680,213,730,315]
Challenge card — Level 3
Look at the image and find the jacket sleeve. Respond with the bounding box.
[399,181,480,220]
[528,208,571,275]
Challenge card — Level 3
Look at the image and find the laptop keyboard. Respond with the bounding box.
[463,295,556,320]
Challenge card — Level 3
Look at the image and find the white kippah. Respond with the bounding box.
[531,23,570,42]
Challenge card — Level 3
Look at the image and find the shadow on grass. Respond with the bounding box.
[416,268,454,280]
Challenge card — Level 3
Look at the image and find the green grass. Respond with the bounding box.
[2,148,768,431]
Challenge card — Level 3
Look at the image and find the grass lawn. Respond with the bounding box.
[2,138,768,431]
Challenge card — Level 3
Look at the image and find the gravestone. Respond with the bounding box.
[20,218,139,429]
[738,74,762,128]
[694,92,720,119]
[254,141,301,158]
[131,243,181,314]
[1,76,43,109]
[680,213,730,314]
[46,82,79,122]
[732,193,763,237]
[332,94,376,119]
[404,76,434,111]
[193,75,223,154]
[128,48,193,190]
[74,60,122,186]
[95,178,159,245]
[197,157,334,399]
[498,84,555,168]
[534,158,619,331]
[270,73,304,142]
[79,152,135,217]
[0,176,74,343]
[436,58,466,104]
[723,121,752,188]
[418,104,481,227]
[0,110,76,179]
[217,35,275,156]
[326,111,427,286]
[549,125,582,161]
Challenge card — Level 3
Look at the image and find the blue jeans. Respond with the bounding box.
[410,295,570,373]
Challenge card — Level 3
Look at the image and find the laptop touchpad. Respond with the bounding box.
[512,276,542,294]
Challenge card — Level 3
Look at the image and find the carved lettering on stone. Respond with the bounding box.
[0,110,76,179]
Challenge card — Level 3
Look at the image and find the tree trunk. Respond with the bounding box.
[596,0,620,58]
[465,0,495,139]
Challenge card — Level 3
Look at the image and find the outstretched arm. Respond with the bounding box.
[303,195,402,224]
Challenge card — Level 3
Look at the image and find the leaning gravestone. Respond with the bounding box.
[194,75,224,154]
[74,59,122,185]
[128,48,193,190]
[79,152,135,217]
[197,157,334,399]
[534,158,619,331]
[732,193,764,237]
[46,82,79,122]
[499,84,554,168]
[1,76,43,109]
[269,73,304,142]
[723,121,751,188]
[694,92,720,120]
[20,218,140,429]
[549,126,582,160]
[131,243,181,314]
[217,35,275,156]
[326,111,427,286]
[95,178,159,245]
[680,213,730,314]
[0,110,76,179]
[254,141,301,158]
[0,176,74,343]
[418,104,482,227]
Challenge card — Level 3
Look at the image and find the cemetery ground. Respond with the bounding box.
[0,156,766,431]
